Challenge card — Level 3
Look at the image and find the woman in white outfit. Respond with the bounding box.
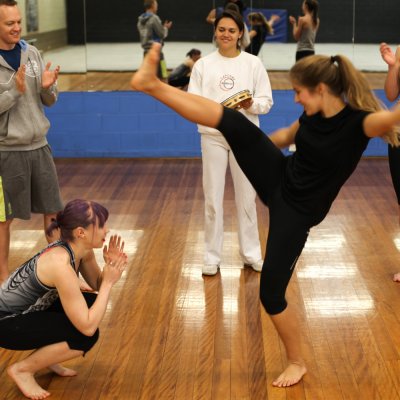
[188,10,273,275]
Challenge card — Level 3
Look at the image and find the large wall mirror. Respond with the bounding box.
[79,0,357,92]
[33,0,399,92]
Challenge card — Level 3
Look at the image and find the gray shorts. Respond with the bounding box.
[0,145,63,221]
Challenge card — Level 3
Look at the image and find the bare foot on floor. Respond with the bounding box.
[48,363,77,377]
[130,43,161,93]
[272,361,307,388]
[393,273,400,282]
[7,364,50,399]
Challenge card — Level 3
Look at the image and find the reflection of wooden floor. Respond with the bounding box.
[2,158,400,399]
[57,71,387,92]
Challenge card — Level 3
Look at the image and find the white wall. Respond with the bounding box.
[18,0,66,35]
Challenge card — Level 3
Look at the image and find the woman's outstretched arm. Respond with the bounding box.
[363,104,400,139]
[131,43,223,129]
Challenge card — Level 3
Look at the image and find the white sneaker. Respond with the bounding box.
[202,264,219,276]
[244,260,263,272]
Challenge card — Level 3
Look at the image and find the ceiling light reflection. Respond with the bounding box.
[303,233,345,251]
[10,230,43,250]
[304,296,374,317]
[297,263,358,279]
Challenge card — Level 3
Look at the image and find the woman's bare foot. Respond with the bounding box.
[272,361,307,387]
[7,363,50,399]
[393,272,400,282]
[48,363,77,377]
[130,43,162,93]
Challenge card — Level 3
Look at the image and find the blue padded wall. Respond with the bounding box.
[46,90,393,158]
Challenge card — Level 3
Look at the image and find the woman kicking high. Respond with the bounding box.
[131,43,400,388]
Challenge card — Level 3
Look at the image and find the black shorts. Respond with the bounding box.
[0,292,99,353]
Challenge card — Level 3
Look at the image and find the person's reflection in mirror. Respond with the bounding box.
[137,0,172,82]
[380,42,400,283]
[245,12,280,56]
[168,49,201,90]
[289,0,320,62]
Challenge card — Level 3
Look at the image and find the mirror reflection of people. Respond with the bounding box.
[206,0,245,25]
[0,199,128,399]
[245,12,280,56]
[0,0,62,284]
[132,43,400,388]
[168,49,201,90]
[380,42,400,282]
[137,0,172,82]
[188,10,273,276]
[289,0,320,62]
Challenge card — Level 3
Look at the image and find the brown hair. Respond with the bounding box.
[304,0,319,28]
[0,0,17,5]
[247,12,273,35]
[143,0,155,11]
[290,54,399,146]
[46,199,109,242]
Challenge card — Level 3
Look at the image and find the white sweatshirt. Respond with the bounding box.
[188,50,273,135]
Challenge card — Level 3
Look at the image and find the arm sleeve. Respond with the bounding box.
[150,15,168,40]
[247,59,273,115]
[187,62,203,96]
[0,85,22,113]
[40,85,58,107]
[36,47,58,107]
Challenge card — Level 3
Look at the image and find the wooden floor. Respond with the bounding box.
[57,71,388,92]
[2,158,400,399]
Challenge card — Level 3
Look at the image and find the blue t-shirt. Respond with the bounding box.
[0,43,21,71]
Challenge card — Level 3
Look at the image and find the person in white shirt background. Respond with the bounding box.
[188,9,273,276]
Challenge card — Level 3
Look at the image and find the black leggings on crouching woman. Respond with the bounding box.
[0,292,99,353]
[217,108,314,315]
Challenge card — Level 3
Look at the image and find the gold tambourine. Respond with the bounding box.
[221,90,252,109]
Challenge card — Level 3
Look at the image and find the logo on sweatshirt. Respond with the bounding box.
[219,74,235,91]
[25,60,40,77]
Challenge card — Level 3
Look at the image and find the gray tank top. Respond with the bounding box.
[0,241,76,320]
[297,26,316,52]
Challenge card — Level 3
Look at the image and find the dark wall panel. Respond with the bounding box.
[67,1,399,44]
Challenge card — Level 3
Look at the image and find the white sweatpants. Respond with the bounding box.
[201,134,262,265]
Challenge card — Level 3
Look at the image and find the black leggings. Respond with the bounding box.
[218,108,315,315]
[388,144,400,204]
[296,50,315,61]
[0,292,99,353]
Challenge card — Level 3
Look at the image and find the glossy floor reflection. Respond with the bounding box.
[2,158,400,399]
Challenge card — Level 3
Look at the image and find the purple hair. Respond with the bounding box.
[46,199,109,242]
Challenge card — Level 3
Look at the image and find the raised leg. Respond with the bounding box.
[131,43,223,129]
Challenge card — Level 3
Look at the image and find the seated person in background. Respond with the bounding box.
[168,49,201,90]
[246,12,281,56]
